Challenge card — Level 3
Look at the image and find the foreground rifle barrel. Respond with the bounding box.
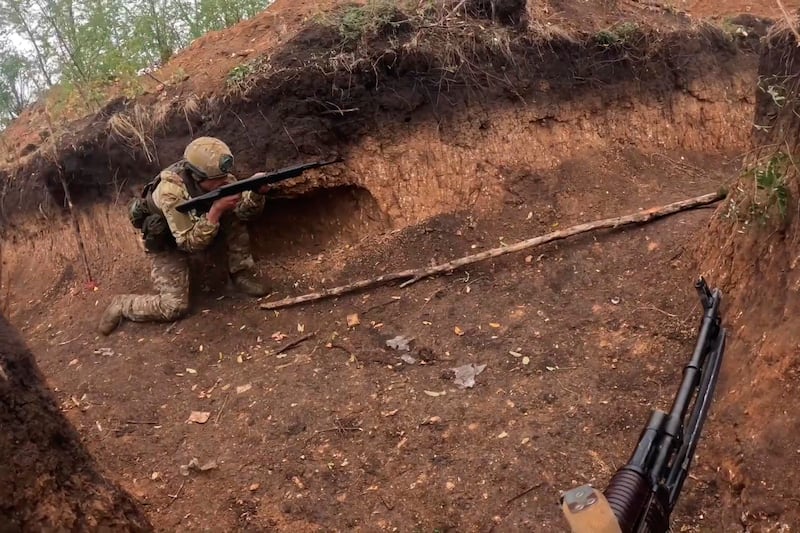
[175,158,343,214]
[561,277,726,533]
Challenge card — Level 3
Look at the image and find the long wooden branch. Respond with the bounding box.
[260,192,724,311]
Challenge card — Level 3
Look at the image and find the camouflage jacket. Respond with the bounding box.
[150,166,265,253]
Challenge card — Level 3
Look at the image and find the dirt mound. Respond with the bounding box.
[1,0,799,531]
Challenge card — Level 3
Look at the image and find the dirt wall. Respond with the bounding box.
[695,23,800,527]
[0,313,152,530]
[1,22,763,311]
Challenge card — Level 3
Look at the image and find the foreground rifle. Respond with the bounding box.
[176,158,343,214]
[561,277,726,533]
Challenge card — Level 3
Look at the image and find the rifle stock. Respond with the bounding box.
[562,277,726,533]
[175,157,343,214]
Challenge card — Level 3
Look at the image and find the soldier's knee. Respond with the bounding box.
[161,297,189,320]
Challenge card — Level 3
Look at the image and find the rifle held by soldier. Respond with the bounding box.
[561,276,726,533]
[176,157,343,214]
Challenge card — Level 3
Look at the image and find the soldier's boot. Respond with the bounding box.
[98,297,124,335]
[231,269,269,297]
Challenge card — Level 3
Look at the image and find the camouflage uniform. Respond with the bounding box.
[101,167,266,332]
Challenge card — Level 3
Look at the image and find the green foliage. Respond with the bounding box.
[750,152,790,222]
[325,0,403,45]
[225,56,268,96]
[596,22,640,47]
[722,152,793,229]
[0,0,276,125]
[0,45,38,126]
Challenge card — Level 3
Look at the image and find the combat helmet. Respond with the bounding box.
[184,137,234,180]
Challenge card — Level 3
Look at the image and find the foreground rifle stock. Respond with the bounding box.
[561,277,726,533]
[175,158,343,214]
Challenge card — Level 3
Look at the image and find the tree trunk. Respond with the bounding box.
[11,2,54,88]
[0,314,152,531]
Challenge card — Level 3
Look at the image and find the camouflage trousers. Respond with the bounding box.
[117,216,255,323]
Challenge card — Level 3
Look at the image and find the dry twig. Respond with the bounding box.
[164,480,186,509]
[261,192,725,310]
[776,0,800,46]
[271,332,315,355]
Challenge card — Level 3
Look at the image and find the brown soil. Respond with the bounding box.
[1,0,799,531]
[686,0,800,19]
[694,20,800,533]
[0,313,152,530]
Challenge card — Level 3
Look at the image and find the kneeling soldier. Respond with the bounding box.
[99,137,269,335]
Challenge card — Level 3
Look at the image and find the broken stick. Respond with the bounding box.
[271,332,315,355]
[260,191,724,310]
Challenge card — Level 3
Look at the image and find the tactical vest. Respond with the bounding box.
[129,160,205,252]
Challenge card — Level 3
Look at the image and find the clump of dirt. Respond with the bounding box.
[0,313,152,531]
[693,18,800,529]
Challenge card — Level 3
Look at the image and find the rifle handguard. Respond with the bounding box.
[604,467,669,533]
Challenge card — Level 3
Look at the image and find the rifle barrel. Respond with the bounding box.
[666,324,725,506]
[647,279,722,485]
[601,277,725,533]
[175,158,342,213]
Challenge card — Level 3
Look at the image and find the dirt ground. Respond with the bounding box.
[11,147,740,532]
[2,0,800,531]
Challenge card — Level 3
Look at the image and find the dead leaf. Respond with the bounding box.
[497,431,509,439]
[68,358,79,366]
[187,411,211,424]
[454,326,465,336]
[186,368,197,374]
[236,354,243,364]
[271,331,288,341]
[249,483,260,491]
[451,363,487,389]
[489,323,501,328]
[297,323,305,333]
[386,335,411,351]
[346,313,360,327]
[236,383,252,394]
[199,460,218,471]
